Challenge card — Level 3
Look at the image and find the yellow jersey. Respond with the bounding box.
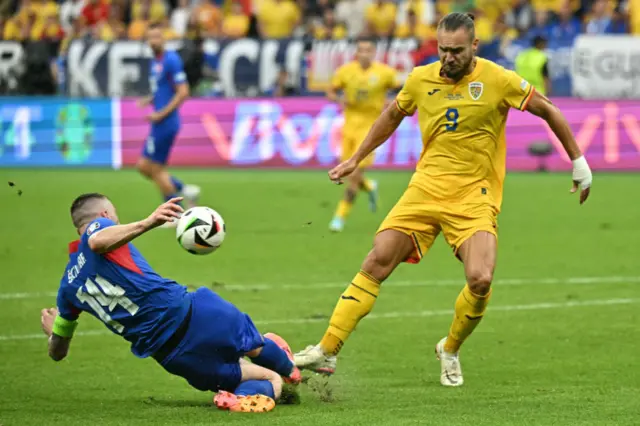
[395,58,534,210]
[331,61,398,137]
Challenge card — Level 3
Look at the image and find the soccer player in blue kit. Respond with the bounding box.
[40,193,301,413]
[137,23,200,225]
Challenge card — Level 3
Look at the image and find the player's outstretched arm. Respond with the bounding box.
[328,102,405,183]
[88,197,184,254]
[525,91,592,204]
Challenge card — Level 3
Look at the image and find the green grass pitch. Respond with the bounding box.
[0,169,639,425]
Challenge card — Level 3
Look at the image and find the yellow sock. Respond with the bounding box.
[361,178,375,192]
[444,284,492,353]
[319,271,381,356]
[335,199,353,219]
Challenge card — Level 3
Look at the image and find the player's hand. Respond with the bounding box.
[41,307,58,337]
[146,112,163,123]
[137,98,150,108]
[328,158,358,184]
[570,156,592,205]
[144,197,184,229]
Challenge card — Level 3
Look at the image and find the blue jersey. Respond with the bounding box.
[56,217,191,358]
[150,51,186,130]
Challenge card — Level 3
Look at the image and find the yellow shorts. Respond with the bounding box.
[341,130,375,168]
[377,185,498,263]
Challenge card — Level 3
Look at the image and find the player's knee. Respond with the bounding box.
[466,268,493,295]
[268,373,283,399]
[361,246,395,282]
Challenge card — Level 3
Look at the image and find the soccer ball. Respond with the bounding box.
[176,206,226,255]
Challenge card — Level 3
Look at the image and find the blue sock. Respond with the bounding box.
[170,175,184,193]
[234,380,275,398]
[164,193,181,202]
[251,338,294,377]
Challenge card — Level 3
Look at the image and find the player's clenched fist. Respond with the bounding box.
[41,307,58,337]
[144,197,184,228]
[328,159,358,184]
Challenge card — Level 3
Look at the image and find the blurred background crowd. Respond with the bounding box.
[1,0,637,50]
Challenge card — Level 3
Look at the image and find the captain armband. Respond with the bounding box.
[52,315,78,338]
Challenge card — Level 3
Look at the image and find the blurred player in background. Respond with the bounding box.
[41,194,301,413]
[327,36,399,233]
[137,23,200,227]
[295,13,593,386]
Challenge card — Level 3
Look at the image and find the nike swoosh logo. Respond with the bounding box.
[465,314,483,320]
[428,89,441,95]
[340,295,360,302]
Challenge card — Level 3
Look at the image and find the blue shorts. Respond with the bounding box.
[159,287,264,392]
[142,126,179,164]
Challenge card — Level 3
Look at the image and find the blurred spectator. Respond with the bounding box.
[192,0,222,37]
[606,6,629,32]
[100,1,127,40]
[505,0,534,33]
[313,8,346,39]
[300,0,334,22]
[128,0,150,39]
[81,0,110,28]
[32,8,64,41]
[527,9,551,40]
[533,0,579,13]
[479,13,518,58]
[548,1,581,42]
[171,0,191,36]
[396,0,436,27]
[449,0,476,13]
[515,35,550,95]
[60,0,86,33]
[222,1,249,38]
[395,9,435,40]
[474,8,495,42]
[627,0,640,34]
[257,0,300,39]
[334,0,368,37]
[131,0,167,23]
[585,0,612,33]
[365,0,397,37]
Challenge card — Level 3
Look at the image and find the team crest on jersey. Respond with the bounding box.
[87,221,100,235]
[153,63,163,74]
[369,75,378,84]
[468,82,483,101]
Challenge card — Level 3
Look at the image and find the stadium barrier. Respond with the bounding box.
[1,97,639,170]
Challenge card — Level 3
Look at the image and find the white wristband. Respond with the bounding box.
[571,155,592,189]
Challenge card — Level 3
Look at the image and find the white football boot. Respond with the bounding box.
[181,184,201,209]
[435,337,464,387]
[293,345,337,376]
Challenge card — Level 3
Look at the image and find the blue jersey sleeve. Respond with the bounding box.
[57,287,80,321]
[81,217,117,249]
[168,53,187,85]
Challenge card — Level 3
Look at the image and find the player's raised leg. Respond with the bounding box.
[436,231,496,387]
[294,229,414,373]
[214,360,281,413]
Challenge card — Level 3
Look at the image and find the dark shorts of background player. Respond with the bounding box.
[153,287,265,392]
[142,126,179,165]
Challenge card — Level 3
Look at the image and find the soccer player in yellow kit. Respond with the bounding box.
[328,36,399,232]
[294,13,593,386]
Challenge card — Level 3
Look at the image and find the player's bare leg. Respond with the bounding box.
[214,360,281,413]
[436,231,497,387]
[330,169,363,232]
[294,229,414,373]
